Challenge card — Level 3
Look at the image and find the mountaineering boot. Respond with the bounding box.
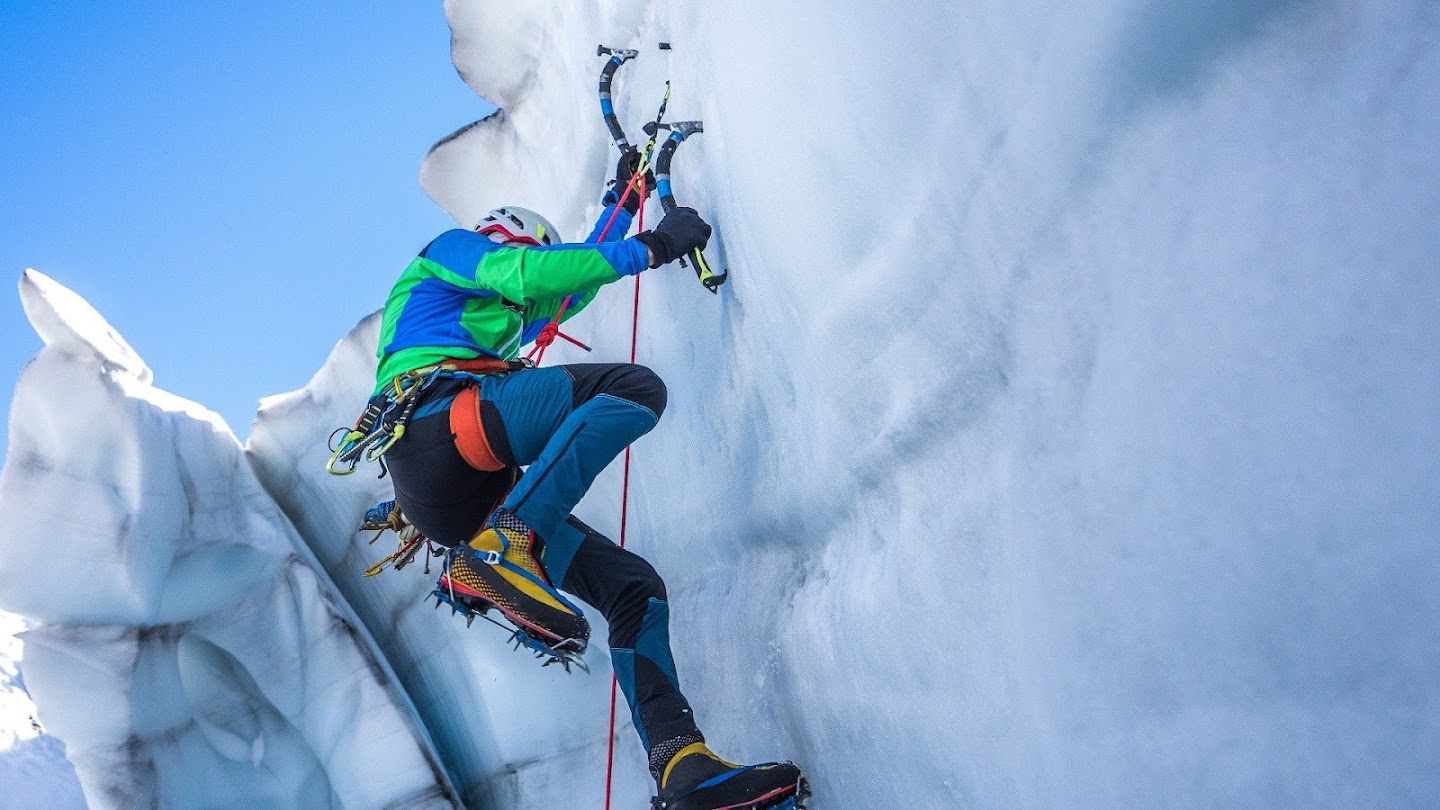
[435,508,590,652]
[651,737,808,810]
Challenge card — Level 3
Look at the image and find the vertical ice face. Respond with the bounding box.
[417,1,1440,807]
[0,271,458,809]
[1,0,1437,807]
[247,312,629,809]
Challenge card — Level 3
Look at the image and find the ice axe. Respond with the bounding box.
[596,45,640,153]
[652,121,728,292]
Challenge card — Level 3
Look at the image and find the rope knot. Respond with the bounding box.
[535,321,561,347]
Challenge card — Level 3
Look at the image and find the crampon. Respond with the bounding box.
[767,778,811,810]
[652,775,810,810]
[432,586,590,674]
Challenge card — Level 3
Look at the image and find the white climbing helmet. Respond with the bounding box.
[475,206,563,247]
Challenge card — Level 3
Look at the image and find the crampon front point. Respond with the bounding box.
[742,777,809,810]
[432,586,590,674]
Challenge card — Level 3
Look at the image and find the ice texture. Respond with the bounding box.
[1,0,1438,807]
[418,0,1440,807]
[0,271,458,808]
[0,610,85,808]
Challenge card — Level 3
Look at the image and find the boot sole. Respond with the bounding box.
[663,769,807,810]
[438,573,587,647]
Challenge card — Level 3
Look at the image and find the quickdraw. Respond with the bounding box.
[360,500,440,577]
[326,367,445,476]
[326,358,530,476]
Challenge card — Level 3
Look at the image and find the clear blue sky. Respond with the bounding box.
[0,2,495,460]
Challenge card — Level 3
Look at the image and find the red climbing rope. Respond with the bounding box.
[528,167,649,365]
[527,167,651,808]
[603,169,648,810]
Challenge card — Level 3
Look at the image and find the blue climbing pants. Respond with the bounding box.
[383,363,700,752]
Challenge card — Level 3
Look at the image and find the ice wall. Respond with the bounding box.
[0,0,1434,807]
[0,271,458,808]
[246,315,636,808]
[416,0,1440,807]
[0,610,84,808]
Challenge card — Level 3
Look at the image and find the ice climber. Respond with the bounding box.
[340,152,806,809]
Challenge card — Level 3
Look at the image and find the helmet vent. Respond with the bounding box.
[475,206,563,246]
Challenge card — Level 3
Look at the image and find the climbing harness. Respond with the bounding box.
[326,357,530,476]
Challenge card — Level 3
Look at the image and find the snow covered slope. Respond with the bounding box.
[0,271,457,808]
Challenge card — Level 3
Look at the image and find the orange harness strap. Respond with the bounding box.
[438,356,520,375]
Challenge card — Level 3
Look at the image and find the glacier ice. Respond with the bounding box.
[0,610,84,808]
[1,0,1438,807]
[247,313,632,809]
[420,0,1440,807]
[0,271,458,808]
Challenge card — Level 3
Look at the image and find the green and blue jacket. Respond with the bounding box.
[374,205,648,391]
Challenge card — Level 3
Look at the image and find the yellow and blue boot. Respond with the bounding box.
[651,736,808,810]
[435,508,590,669]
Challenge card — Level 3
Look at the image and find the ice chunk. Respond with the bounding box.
[0,273,458,808]
[0,610,84,808]
[19,269,151,385]
[249,313,616,808]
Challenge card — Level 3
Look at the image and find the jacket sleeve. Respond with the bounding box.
[585,204,636,243]
[520,289,599,345]
[516,204,643,339]
[472,216,648,304]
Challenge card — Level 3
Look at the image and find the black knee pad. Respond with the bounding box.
[609,365,668,416]
[565,363,668,416]
[618,554,668,605]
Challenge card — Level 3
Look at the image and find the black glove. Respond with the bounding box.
[602,148,655,216]
[634,207,712,268]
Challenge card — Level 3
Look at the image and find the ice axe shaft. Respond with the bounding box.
[597,46,640,151]
[653,121,727,293]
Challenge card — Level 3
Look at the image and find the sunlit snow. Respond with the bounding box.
[0,611,84,808]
